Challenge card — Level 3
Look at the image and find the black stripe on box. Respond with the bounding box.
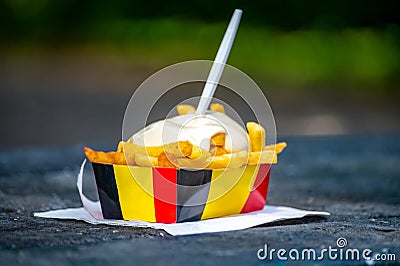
[176,169,212,222]
[91,163,123,219]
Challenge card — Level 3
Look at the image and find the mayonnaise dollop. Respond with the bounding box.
[131,111,249,152]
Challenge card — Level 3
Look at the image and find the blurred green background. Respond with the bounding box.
[0,0,399,148]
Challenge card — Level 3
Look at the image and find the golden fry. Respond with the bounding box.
[188,145,202,160]
[188,145,211,160]
[135,153,158,167]
[120,141,192,158]
[246,122,265,152]
[158,152,177,168]
[114,152,128,165]
[161,141,193,158]
[206,151,248,169]
[248,150,277,165]
[177,104,196,115]
[89,125,285,168]
[84,147,113,164]
[210,103,225,113]
[264,142,287,154]
[117,141,123,152]
[210,145,228,156]
[123,152,136,166]
[120,142,162,157]
[210,133,225,147]
[177,141,193,157]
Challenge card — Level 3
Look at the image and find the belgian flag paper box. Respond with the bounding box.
[90,162,272,223]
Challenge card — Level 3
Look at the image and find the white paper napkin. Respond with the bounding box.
[34,205,329,236]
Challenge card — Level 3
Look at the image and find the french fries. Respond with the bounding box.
[84,147,126,165]
[176,103,225,115]
[177,104,195,115]
[135,153,158,167]
[158,152,177,167]
[210,133,226,147]
[248,150,277,165]
[210,146,228,156]
[206,151,248,169]
[210,103,225,113]
[264,142,287,154]
[85,142,285,168]
[246,122,265,152]
[84,104,286,169]
[119,141,192,158]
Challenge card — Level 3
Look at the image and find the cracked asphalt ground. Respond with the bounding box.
[1,135,399,265]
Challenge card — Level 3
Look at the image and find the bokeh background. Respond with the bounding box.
[1,0,399,149]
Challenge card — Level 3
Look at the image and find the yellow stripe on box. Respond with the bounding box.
[113,165,156,222]
[201,165,259,220]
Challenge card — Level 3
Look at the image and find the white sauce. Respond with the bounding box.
[131,111,249,152]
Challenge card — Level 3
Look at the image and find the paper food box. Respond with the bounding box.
[84,102,286,223]
[90,162,272,223]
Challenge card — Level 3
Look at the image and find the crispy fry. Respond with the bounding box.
[187,145,211,160]
[176,157,208,169]
[248,150,277,165]
[120,141,192,158]
[123,152,136,165]
[210,103,225,113]
[84,147,118,165]
[114,152,128,165]
[158,152,177,167]
[246,122,266,152]
[210,133,225,147]
[188,144,202,160]
[177,141,193,157]
[120,141,162,157]
[210,145,228,156]
[177,104,196,115]
[178,146,212,168]
[206,151,248,169]
[264,142,287,154]
[117,141,123,152]
[90,124,285,168]
[155,141,193,158]
[135,153,158,167]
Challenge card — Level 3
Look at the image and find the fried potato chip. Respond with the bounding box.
[122,151,136,166]
[84,147,113,164]
[246,122,266,152]
[176,157,207,169]
[178,146,212,168]
[135,153,158,167]
[210,103,225,113]
[210,145,228,156]
[210,133,225,147]
[264,142,287,154]
[206,151,248,169]
[248,150,277,165]
[120,141,192,158]
[188,144,203,160]
[158,152,177,168]
[177,104,196,115]
[114,152,128,165]
[120,142,162,157]
[117,141,124,152]
[152,141,193,158]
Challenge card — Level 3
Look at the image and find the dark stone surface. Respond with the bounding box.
[0,135,399,265]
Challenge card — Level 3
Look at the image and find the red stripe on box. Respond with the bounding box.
[240,164,271,214]
[152,168,177,223]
